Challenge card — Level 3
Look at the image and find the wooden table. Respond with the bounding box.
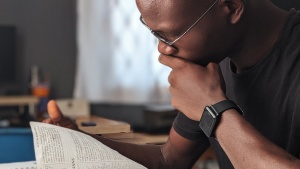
[76,116,168,144]
[76,116,131,134]
[102,132,169,145]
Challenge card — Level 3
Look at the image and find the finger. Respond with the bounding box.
[47,100,63,123]
[168,70,177,87]
[206,62,223,78]
[158,54,188,69]
[42,118,53,124]
[206,62,219,70]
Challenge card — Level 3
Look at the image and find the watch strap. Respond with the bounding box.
[199,100,243,137]
[210,100,243,116]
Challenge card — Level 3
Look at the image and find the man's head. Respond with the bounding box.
[136,0,246,65]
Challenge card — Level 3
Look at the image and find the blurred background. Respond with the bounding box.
[0,0,298,127]
[0,0,299,167]
[0,0,299,127]
[0,0,174,129]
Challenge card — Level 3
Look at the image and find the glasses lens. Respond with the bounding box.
[152,32,172,45]
[140,15,173,46]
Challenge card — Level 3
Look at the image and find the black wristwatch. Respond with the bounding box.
[199,100,243,137]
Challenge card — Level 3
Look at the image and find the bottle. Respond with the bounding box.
[30,65,50,121]
[30,65,39,89]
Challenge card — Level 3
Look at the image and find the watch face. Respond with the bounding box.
[199,107,217,137]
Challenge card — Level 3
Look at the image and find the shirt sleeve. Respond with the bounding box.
[173,111,208,141]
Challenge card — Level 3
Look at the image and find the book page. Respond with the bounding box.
[30,122,147,169]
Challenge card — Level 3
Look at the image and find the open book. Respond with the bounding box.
[29,122,147,169]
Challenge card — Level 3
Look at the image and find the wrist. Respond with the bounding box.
[214,108,242,139]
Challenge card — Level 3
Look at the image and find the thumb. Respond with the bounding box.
[47,100,63,123]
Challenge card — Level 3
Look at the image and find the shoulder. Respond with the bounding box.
[275,10,300,66]
[281,10,300,47]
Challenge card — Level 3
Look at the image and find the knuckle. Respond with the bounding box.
[168,85,175,95]
[171,100,181,112]
[168,71,177,86]
[208,62,218,70]
[158,54,164,63]
[168,86,172,93]
[42,118,52,124]
[170,98,176,107]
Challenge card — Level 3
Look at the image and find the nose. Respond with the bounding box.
[157,41,178,56]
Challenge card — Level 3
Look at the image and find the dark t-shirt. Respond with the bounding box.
[173,9,300,168]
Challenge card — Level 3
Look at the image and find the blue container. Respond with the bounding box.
[0,128,35,163]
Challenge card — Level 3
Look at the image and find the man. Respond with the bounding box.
[43,0,300,168]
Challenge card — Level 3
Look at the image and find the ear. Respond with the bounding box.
[222,0,245,24]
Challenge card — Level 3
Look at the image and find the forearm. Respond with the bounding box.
[88,128,207,169]
[215,109,300,168]
[90,134,168,169]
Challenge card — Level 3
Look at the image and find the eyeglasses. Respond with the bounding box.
[140,0,219,47]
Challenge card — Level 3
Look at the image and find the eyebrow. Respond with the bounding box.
[142,16,182,37]
[153,23,182,37]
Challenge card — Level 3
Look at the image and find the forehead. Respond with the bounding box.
[136,0,209,31]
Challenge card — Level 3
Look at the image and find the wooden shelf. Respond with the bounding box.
[0,96,38,106]
[0,95,39,117]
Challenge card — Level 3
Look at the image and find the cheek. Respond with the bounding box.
[177,21,231,65]
[176,31,216,64]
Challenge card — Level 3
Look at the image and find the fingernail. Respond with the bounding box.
[166,46,177,54]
